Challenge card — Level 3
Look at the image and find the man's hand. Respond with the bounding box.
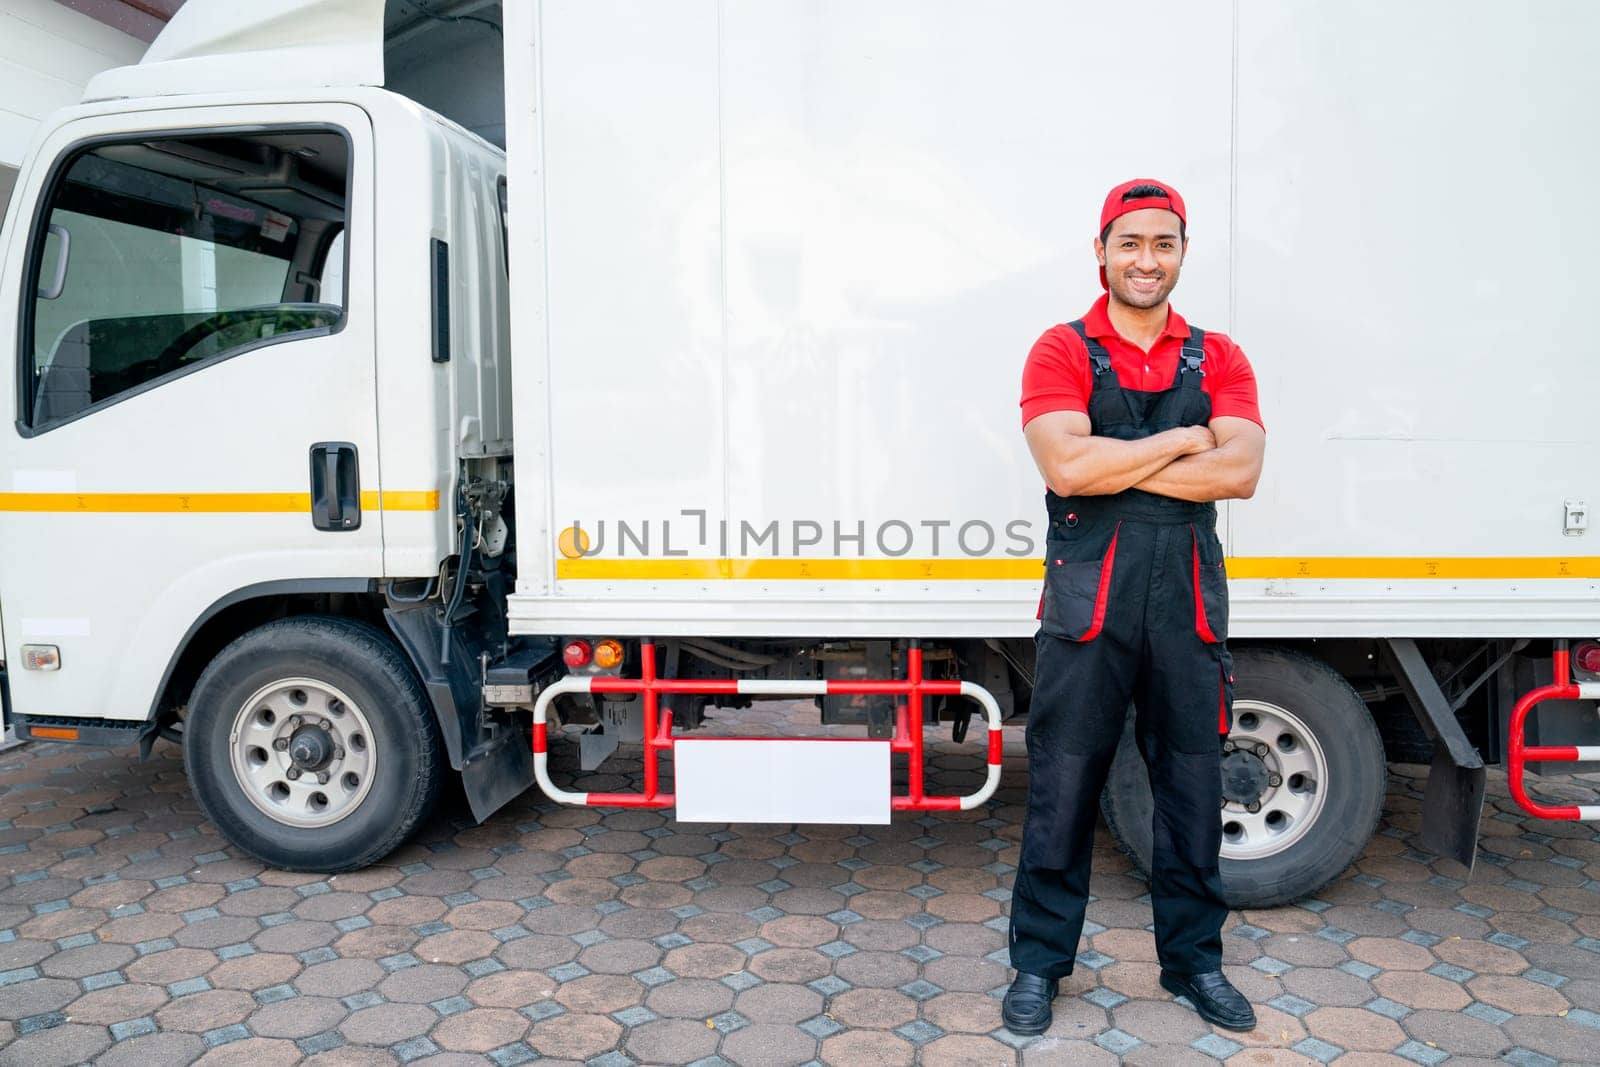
[1024,412,1218,498]
[1173,425,1218,456]
[1133,416,1265,502]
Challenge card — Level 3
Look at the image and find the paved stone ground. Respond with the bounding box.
[1,703,1598,1066]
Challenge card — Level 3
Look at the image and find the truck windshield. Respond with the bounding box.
[24,129,349,431]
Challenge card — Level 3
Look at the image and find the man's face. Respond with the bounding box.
[1095,207,1186,309]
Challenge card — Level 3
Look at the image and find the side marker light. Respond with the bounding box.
[21,645,60,671]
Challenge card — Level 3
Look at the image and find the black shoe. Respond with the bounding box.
[1160,969,1257,1032]
[1001,971,1059,1035]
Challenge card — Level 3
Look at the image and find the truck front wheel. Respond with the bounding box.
[1101,646,1386,908]
[184,616,443,872]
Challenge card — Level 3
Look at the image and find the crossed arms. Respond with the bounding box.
[1022,411,1266,502]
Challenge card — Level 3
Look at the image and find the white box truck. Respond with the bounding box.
[0,0,1595,905]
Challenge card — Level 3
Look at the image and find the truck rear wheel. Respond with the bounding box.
[1101,646,1386,908]
[184,616,443,872]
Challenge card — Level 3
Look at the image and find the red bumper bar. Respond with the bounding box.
[531,640,1005,814]
[1506,641,1600,821]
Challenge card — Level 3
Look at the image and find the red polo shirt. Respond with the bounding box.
[1020,295,1264,430]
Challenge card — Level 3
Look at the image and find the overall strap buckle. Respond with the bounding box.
[1067,320,1114,375]
[1179,326,1207,379]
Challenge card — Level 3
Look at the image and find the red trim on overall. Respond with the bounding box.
[1192,531,1219,643]
[1036,588,1045,620]
[1218,665,1229,735]
[1078,524,1121,643]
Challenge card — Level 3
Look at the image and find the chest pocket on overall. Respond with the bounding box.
[1191,522,1229,643]
[1037,516,1122,642]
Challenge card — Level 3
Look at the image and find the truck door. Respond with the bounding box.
[0,103,382,726]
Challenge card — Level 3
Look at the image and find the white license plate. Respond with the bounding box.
[673,739,891,824]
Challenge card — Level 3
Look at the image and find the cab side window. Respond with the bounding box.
[23,129,350,431]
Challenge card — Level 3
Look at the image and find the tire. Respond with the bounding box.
[184,615,443,872]
[1101,646,1386,908]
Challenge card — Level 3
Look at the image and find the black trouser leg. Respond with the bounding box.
[1134,608,1232,974]
[1009,625,1139,978]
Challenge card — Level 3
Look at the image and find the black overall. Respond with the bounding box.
[1010,320,1234,979]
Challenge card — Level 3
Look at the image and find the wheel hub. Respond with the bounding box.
[1220,747,1268,804]
[287,725,333,771]
[228,678,376,829]
[1218,699,1331,861]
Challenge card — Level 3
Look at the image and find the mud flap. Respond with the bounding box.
[461,729,537,824]
[1421,743,1485,873]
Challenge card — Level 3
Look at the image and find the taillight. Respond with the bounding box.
[562,640,593,669]
[594,639,625,671]
[1575,640,1600,676]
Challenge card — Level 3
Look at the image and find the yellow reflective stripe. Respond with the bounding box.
[1225,557,1600,580]
[557,556,1600,581]
[359,490,440,511]
[0,491,439,513]
[557,557,1047,581]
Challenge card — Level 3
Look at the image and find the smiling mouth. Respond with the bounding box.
[1127,275,1163,290]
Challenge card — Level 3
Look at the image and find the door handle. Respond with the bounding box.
[324,450,343,525]
[309,442,361,532]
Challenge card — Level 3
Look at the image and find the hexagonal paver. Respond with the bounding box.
[463,969,557,1008]
[246,994,349,1039]
[376,963,468,1003]
[1465,974,1572,1015]
[295,957,385,997]
[624,1017,720,1062]
[339,1002,437,1044]
[734,982,824,1024]
[208,952,302,991]
[821,1029,916,1066]
[431,1006,529,1052]
[921,991,1003,1034]
[662,942,745,978]
[748,948,833,984]
[153,989,255,1032]
[721,1022,819,1066]
[554,973,645,1014]
[1370,969,1472,1010]
[526,1012,623,1059]
[645,975,735,1017]
[829,987,920,1029]
[1344,936,1436,971]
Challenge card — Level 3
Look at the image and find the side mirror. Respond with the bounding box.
[37,223,70,300]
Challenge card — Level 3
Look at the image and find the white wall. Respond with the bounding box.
[0,0,147,169]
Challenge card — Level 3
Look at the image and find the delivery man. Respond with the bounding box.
[1005,180,1267,1035]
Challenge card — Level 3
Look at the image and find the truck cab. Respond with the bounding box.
[0,0,520,869]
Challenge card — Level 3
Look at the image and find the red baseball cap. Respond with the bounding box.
[1098,179,1187,289]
